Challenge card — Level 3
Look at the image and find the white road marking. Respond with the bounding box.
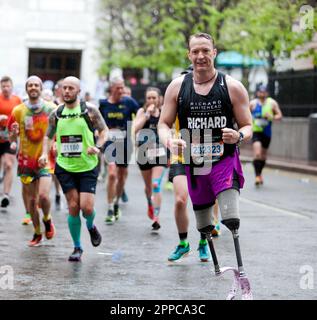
[97,252,112,255]
[240,197,311,219]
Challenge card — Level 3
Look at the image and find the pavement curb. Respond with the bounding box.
[240,156,317,176]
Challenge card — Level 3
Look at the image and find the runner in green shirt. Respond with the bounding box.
[39,76,108,262]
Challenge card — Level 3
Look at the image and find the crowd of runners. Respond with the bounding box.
[0,33,282,299]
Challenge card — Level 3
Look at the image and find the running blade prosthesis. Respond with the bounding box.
[215,267,253,300]
[206,227,253,300]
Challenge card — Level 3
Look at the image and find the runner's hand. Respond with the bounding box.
[167,138,186,156]
[263,113,273,121]
[221,128,239,144]
[10,122,19,135]
[146,104,156,115]
[38,154,48,168]
[87,146,100,155]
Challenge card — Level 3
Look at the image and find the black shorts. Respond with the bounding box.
[0,141,16,156]
[168,163,186,182]
[252,132,271,149]
[104,140,132,168]
[138,161,167,171]
[55,163,99,194]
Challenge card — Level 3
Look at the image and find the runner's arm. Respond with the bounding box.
[42,110,57,156]
[271,99,283,120]
[87,105,108,148]
[249,99,256,113]
[158,77,183,148]
[7,113,18,143]
[225,76,253,144]
[38,111,56,167]
[133,108,148,134]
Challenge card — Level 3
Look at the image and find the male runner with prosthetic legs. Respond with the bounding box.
[159,32,253,299]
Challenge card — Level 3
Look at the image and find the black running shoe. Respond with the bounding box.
[114,204,121,221]
[1,194,10,208]
[88,226,102,247]
[68,247,83,262]
[152,221,161,230]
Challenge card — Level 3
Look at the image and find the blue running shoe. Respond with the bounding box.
[198,242,210,262]
[121,189,128,203]
[168,244,190,261]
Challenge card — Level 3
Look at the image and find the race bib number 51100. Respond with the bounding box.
[61,135,83,157]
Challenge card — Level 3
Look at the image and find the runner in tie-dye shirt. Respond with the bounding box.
[8,76,56,247]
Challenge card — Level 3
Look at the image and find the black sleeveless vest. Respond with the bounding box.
[137,112,160,147]
[177,71,236,166]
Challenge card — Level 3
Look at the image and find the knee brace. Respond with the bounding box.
[152,178,162,193]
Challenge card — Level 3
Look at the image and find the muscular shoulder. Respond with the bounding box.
[86,102,106,130]
[86,101,98,112]
[225,75,249,103]
[225,75,246,93]
[170,75,185,90]
[86,101,101,118]
[165,75,185,99]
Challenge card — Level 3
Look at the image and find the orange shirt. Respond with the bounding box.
[0,94,22,142]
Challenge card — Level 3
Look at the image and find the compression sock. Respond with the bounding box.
[259,160,266,175]
[83,210,96,230]
[253,159,262,176]
[68,215,82,248]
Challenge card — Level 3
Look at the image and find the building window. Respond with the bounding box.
[28,49,81,82]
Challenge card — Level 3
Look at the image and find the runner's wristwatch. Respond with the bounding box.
[237,131,244,146]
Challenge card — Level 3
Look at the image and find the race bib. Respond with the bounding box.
[254,118,269,127]
[191,142,224,162]
[108,129,126,141]
[147,147,166,159]
[61,135,83,157]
